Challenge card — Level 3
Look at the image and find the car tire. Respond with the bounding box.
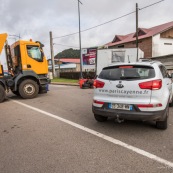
[0,85,6,103]
[19,79,39,99]
[156,106,169,130]
[94,114,108,122]
[169,98,173,107]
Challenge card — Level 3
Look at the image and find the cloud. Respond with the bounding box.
[0,0,172,61]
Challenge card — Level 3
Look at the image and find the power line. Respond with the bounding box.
[53,10,135,39]
[53,0,165,39]
[139,0,165,10]
[53,43,79,49]
[77,0,82,5]
[53,31,79,39]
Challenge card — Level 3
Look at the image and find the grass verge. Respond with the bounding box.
[51,78,79,83]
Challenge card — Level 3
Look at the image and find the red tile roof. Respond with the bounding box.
[107,21,173,47]
[59,58,80,63]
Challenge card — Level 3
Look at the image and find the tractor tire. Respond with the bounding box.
[19,79,39,99]
[0,85,6,103]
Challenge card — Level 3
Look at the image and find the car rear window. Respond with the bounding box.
[98,65,155,80]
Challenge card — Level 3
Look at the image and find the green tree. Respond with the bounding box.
[55,48,80,59]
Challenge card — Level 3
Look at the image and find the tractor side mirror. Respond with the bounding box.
[39,48,44,62]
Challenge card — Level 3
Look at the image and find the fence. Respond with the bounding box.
[60,72,96,79]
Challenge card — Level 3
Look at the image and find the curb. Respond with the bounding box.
[50,82,79,86]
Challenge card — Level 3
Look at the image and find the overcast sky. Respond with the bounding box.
[0,0,173,65]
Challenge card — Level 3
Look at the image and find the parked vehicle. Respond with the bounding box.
[92,60,173,130]
[79,78,94,89]
[96,48,144,75]
[0,33,49,103]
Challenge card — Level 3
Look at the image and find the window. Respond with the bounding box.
[164,43,172,45]
[159,65,168,78]
[133,29,147,38]
[99,65,155,81]
[112,51,125,63]
[27,46,42,62]
[11,45,22,72]
[14,45,21,58]
[117,45,124,48]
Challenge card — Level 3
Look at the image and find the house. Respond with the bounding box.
[106,21,173,58]
[48,58,81,72]
[151,54,173,74]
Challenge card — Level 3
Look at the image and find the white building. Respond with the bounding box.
[106,21,173,58]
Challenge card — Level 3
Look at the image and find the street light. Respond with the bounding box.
[9,34,21,40]
[9,34,21,42]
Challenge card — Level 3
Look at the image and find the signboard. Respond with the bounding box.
[82,48,97,69]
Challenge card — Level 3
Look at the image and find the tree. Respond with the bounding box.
[55,48,80,59]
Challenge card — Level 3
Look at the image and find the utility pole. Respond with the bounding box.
[50,31,56,78]
[136,3,139,61]
[78,0,83,79]
[58,51,60,78]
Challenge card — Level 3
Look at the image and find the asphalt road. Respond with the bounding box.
[0,85,173,173]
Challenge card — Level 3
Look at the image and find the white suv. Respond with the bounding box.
[92,60,173,130]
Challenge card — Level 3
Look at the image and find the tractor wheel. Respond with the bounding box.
[0,85,6,103]
[19,79,39,99]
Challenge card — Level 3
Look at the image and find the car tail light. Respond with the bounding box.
[137,103,162,108]
[94,80,105,88]
[139,80,162,90]
[93,100,104,104]
[93,100,104,107]
[119,66,133,68]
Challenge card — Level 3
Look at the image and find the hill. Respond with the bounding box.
[55,48,80,59]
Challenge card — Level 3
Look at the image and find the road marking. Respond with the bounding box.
[12,99,173,168]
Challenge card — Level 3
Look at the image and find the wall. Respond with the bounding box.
[151,55,173,74]
[111,37,152,58]
[152,34,173,57]
[48,59,81,72]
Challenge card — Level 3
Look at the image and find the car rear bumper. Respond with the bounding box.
[92,105,166,121]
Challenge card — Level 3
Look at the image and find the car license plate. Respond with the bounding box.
[109,103,132,110]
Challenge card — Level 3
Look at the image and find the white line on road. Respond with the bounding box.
[12,100,173,168]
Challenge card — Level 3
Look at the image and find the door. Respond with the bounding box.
[159,65,172,101]
[25,44,48,74]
